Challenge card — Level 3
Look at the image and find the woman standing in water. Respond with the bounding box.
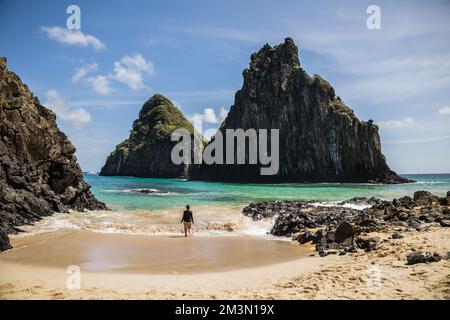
[181,204,194,237]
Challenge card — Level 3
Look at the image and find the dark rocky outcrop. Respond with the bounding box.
[100,94,196,178]
[130,188,169,194]
[0,229,12,251]
[440,220,450,227]
[406,251,443,265]
[191,38,411,184]
[242,190,449,256]
[355,235,381,252]
[0,57,106,251]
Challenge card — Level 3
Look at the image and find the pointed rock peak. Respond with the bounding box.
[145,93,174,108]
[133,93,194,140]
[250,37,300,70]
[140,93,175,115]
[100,93,195,178]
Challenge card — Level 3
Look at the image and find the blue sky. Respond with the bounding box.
[1,0,449,173]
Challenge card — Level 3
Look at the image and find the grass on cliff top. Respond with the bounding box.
[113,139,130,157]
[312,74,333,92]
[311,75,357,121]
[328,99,356,120]
[109,94,200,156]
[135,94,195,140]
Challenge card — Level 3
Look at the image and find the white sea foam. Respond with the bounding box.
[14,207,284,241]
[310,201,372,210]
[341,203,373,210]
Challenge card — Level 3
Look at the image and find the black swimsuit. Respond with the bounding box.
[182,210,193,222]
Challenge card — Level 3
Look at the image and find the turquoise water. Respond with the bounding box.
[85,174,450,211]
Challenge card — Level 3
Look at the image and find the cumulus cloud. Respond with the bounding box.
[70,54,155,94]
[191,108,219,124]
[43,90,92,128]
[438,106,450,116]
[378,117,415,129]
[112,54,155,90]
[41,26,105,51]
[72,62,98,82]
[87,75,113,95]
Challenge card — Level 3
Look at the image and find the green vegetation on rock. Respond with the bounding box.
[100,94,198,177]
[328,98,356,120]
[131,94,195,144]
[312,74,333,92]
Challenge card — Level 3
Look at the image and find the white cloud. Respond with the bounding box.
[70,54,155,94]
[438,106,450,116]
[378,117,415,129]
[202,128,219,141]
[219,107,228,121]
[112,54,155,90]
[72,62,98,82]
[87,75,113,95]
[191,108,219,124]
[44,90,92,128]
[41,26,105,51]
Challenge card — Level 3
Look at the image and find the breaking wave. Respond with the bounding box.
[16,206,278,240]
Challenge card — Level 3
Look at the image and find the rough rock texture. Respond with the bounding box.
[100,94,196,178]
[0,57,106,251]
[192,38,411,183]
[0,229,11,251]
[242,190,450,256]
[406,251,443,265]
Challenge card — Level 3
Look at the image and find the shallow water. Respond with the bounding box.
[22,174,450,238]
[86,174,450,211]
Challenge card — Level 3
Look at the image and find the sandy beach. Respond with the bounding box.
[1,226,449,300]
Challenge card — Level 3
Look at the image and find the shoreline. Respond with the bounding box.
[0,227,448,299]
[1,190,449,299]
[0,230,311,274]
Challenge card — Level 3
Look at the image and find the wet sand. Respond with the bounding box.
[0,227,449,299]
[0,231,310,274]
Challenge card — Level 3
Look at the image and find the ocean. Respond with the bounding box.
[22,174,450,238]
[86,174,450,211]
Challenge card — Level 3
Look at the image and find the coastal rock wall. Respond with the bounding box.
[100,94,195,178]
[0,57,106,251]
[191,38,410,183]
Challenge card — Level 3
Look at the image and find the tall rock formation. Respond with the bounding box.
[0,57,107,251]
[191,38,411,183]
[100,94,196,178]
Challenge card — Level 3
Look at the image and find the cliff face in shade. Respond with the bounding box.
[0,57,107,251]
[100,94,196,178]
[191,38,411,183]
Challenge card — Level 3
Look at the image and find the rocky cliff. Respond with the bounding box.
[191,38,411,183]
[100,94,196,178]
[0,57,106,251]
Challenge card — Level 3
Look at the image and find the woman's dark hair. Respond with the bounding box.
[186,204,190,210]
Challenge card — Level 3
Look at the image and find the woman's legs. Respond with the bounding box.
[183,221,192,237]
[183,221,188,237]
